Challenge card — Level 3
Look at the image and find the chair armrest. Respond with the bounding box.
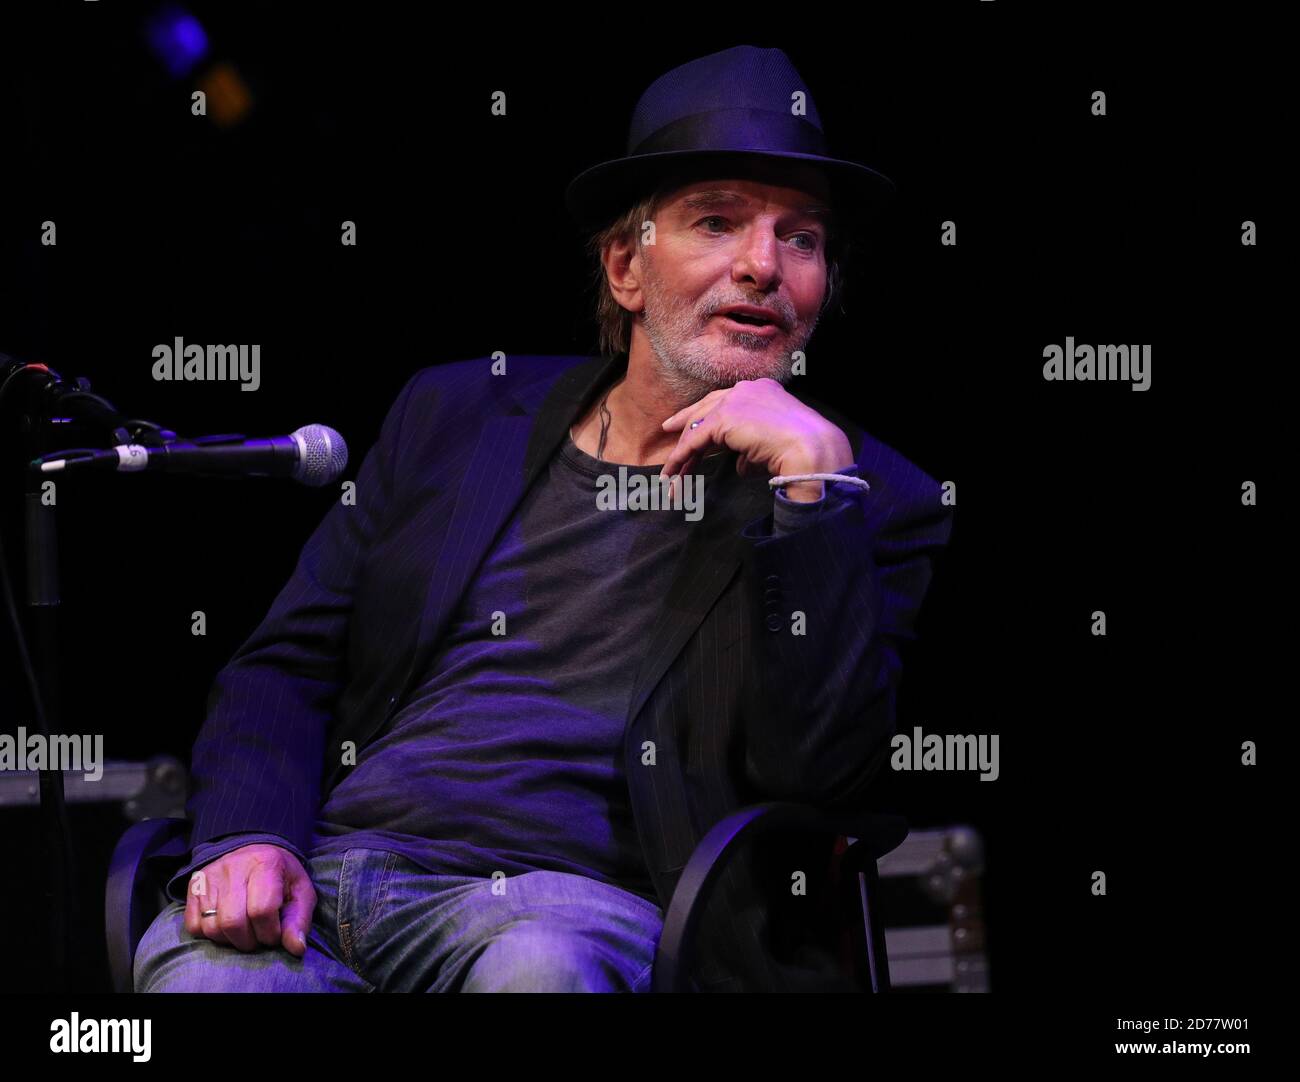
[652,802,908,992]
[105,817,191,993]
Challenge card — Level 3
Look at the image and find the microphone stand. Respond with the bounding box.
[3,357,321,990]
[21,368,84,993]
[6,361,146,992]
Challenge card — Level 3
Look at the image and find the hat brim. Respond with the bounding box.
[564,149,896,235]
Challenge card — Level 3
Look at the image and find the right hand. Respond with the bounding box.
[184,844,316,956]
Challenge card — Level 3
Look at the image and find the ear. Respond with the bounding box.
[603,233,647,316]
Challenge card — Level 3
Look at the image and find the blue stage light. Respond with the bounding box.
[143,6,209,78]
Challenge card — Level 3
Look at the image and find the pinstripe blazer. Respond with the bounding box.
[169,350,954,991]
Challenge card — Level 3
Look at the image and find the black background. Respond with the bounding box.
[0,0,1282,1028]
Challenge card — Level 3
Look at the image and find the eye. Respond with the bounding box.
[695,218,820,251]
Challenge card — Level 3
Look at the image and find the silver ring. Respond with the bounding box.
[201,908,218,917]
[689,419,702,429]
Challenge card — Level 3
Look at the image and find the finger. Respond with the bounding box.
[184,870,207,936]
[666,453,699,503]
[195,866,230,946]
[660,416,718,478]
[245,860,286,949]
[216,864,257,952]
[660,405,722,478]
[279,868,317,958]
[661,388,728,431]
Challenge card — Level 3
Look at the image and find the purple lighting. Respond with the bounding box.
[143,6,210,78]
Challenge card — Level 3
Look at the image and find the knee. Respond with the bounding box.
[133,902,194,993]
[461,925,624,993]
[131,902,264,993]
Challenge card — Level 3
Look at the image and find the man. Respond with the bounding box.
[134,45,953,992]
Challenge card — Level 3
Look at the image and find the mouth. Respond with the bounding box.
[715,312,783,337]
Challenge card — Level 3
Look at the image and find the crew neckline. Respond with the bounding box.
[560,432,730,481]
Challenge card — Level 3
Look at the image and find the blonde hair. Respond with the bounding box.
[583,170,852,359]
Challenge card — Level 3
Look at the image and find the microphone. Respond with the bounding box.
[30,425,349,487]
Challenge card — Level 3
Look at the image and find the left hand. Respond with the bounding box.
[660,378,854,502]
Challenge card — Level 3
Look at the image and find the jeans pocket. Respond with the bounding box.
[335,847,399,974]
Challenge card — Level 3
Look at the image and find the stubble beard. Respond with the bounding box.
[637,248,819,401]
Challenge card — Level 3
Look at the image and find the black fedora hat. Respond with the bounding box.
[564,45,895,234]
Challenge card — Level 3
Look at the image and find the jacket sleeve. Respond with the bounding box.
[165,832,306,905]
[768,463,861,537]
[169,369,426,894]
[737,447,953,812]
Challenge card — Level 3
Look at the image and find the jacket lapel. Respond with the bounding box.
[626,458,771,724]
[393,353,628,704]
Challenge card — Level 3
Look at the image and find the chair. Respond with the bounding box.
[106,804,907,993]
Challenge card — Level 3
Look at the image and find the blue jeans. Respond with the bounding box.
[135,847,665,992]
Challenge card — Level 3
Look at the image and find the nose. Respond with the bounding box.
[731,222,782,291]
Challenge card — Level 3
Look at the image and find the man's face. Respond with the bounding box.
[633,165,833,392]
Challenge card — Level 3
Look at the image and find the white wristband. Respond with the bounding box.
[769,472,871,493]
